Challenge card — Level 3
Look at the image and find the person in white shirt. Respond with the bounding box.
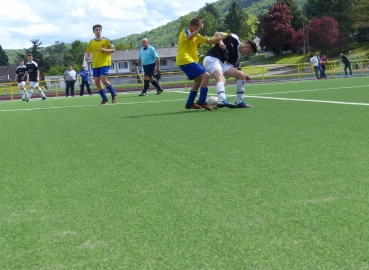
[63,65,77,97]
[310,53,323,79]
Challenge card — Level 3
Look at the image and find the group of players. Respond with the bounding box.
[14,18,257,110]
[15,53,47,101]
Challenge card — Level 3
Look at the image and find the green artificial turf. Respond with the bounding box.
[1,77,369,269]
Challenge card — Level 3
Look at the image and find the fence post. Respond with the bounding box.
[298,64,300,81]
[10,83,14,101]
[56,80,59,97]
[262,67,265,83]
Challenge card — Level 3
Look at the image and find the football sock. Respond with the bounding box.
[236,80,245,104]
[198,87,208,103]
[151,80,161,90]
[28,89,33,100]
[38,87,46,98]
[186,90,197,105]
[216,82,226,101]
[106,84,116,95]
[21,89,26,99]
[143,80,150,93]
[98,89,108,100]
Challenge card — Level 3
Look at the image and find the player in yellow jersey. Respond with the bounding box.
[86,24,117,105]
[176,18,229,111]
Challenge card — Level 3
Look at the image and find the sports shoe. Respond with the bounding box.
[112,94,118,103]
[42,97,47,100]
[139,93,147,96]
[25,98,29,102]
[185,103,202,109]
[100,99,108,105]
[196,101,214,111]
[217,99,238,108]
[156,89,163,95]
[236,100,253,108]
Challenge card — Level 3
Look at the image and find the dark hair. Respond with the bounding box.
[93,24,102,31]
[189,18,200,26]
[27,53,33,56]
[19,59,24,62]
[246,40,257,53]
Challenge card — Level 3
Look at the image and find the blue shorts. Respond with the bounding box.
[143,63,156,77]
[92,66,109,77]
[179,62,207,80]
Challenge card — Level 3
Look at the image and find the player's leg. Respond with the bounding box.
[70,81,75,97]
[224,67,252,108]
[35,82,46,100]
[80,81,84,96]
[180,63,204,110]
[93,68,108,104]
[100,67,117,103]
[65,81,70,97]
[28,86,34,100]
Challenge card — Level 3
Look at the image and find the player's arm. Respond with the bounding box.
[215,31,227,49]
[25,72,29,83]
[85,52,90,61]
[186,20,204,41]
[206,34,230,45]
[36,70,40,81]
[14,74,18,85]
[155,57,160,72]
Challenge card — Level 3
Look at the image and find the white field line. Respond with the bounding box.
[0,99,187,113]
[177,85,369,106]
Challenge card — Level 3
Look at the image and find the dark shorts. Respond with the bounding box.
[143,63,156,77]
[179,62,207,80]
[92,66,109,77]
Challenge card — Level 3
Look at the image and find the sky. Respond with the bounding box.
[1,0,217,50]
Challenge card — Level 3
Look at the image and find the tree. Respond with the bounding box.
[224,2,250,40]
[197,11,219,37]
[350,0,369,41]
[306,0,353,36]
[199,3,222,27]
[291,16,346,54]
[0,44,9,66]
[16,39,48,72]
[69,40,87,65]
[279,0,304,31]
[260,2,295,54]
[45,41,67,67]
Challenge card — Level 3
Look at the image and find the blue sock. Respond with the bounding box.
[99,89,108,100]
[198,87,208,103]
[186,90,197,105]
[106,84,116,95]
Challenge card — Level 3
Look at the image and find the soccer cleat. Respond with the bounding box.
[112,94,118,103]
[196,101,214,111]
[217,99,238,108]
[139,93,147,96]
[155,88,163,95]
[100,99,108,105]
[42,97,47,100]
[25,98,29,102]
[236,100,253,108]
[185,103,202,109]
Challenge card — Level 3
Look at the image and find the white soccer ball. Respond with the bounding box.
[206,96,219,109]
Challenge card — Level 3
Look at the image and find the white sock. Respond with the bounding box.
[28,89,33,99]
[38,87,46,98]
[236,80,245,104]
[216,82,226,102]
[21,89,26,99]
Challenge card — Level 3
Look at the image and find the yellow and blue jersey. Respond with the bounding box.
[87,37,114,68]
[176,28,207,66]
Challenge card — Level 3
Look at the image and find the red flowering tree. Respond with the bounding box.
[260,2,295,54]
[291,16,346,54]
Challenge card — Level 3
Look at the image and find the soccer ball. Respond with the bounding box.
[206,96,219,109]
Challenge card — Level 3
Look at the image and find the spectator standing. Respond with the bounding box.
[133,38,163,96]
[340,53,352,77]
[79,65,92,96]
[310,53,323,79]
[320,55,328,79]
[63,65,77,97]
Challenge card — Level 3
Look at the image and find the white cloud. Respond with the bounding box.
[1,0,217,49]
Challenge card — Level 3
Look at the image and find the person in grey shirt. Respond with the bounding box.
[63,65,77,97]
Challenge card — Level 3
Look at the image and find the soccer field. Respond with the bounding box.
[1,77,369,269]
